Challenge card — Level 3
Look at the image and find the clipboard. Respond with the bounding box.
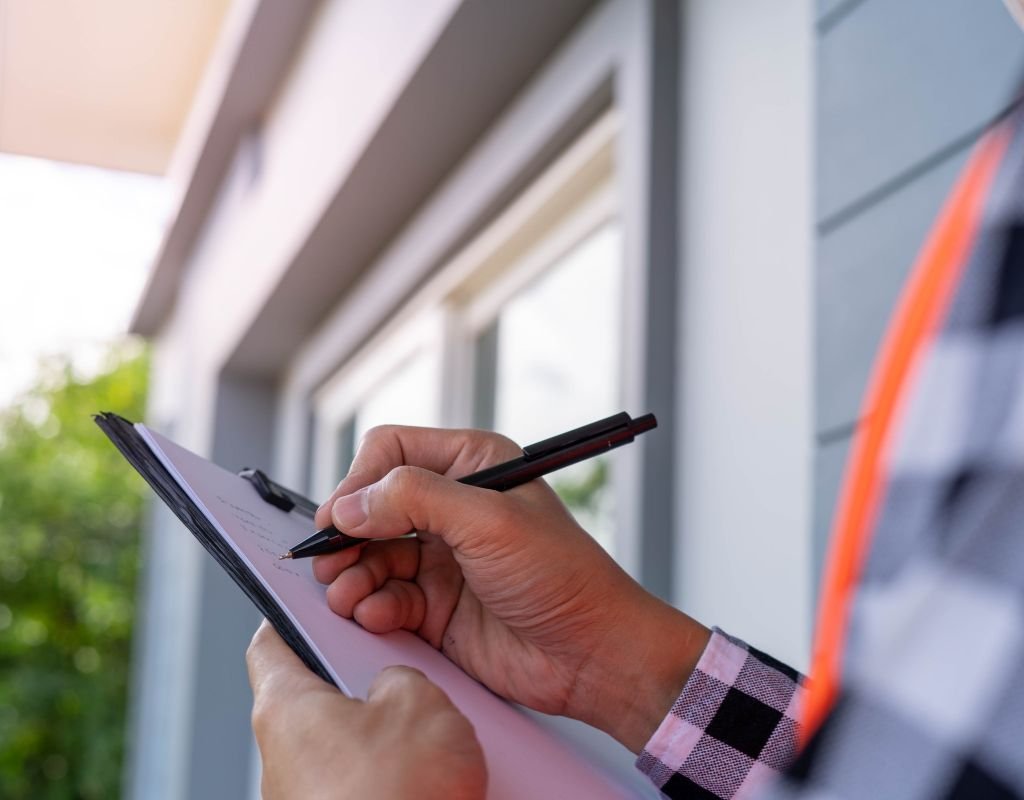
[96,412,334,682]
[95,412,655,798]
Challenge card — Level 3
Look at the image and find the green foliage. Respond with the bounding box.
[0,342,149,800]
[551,459,616,553]
[551,458,609,514]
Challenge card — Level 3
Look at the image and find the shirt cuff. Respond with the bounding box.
[635,627,806,799]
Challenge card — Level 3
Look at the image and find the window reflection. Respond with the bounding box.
[475,221,622,551]
[337,349,439,474]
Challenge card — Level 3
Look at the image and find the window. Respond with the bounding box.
[310,313,443,500]
[311,113,627,555]
[468,222,622,548]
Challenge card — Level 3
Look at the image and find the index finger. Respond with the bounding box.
[314,426,522,528]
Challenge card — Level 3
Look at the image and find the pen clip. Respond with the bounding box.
[521,412,633,460]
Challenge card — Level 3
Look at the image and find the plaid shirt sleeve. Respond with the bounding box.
[635,627,806,799]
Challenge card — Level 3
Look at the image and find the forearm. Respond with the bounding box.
[570,592,712,753]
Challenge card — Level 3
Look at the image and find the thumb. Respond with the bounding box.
[367,665,433,700]
[366,665,457,712]
[329,465,511,552]
[247,619,339,702]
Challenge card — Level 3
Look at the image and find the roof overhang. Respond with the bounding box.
[0,0,232,174]
[129,0,319,335]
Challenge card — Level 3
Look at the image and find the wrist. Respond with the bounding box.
[570,592,711,753]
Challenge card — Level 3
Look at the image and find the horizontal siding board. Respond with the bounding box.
[818,0,863,27]
[814,433,853,594]
[818,0,1022,223]
[817,150,967,433]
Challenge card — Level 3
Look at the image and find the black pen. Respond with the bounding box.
[279,411,657,560]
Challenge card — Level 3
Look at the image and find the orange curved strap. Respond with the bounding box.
[801,127,1011,743]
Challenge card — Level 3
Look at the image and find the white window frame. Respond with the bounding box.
[309,310,445,501]
[308,115,625,534]
[437,112,620,430]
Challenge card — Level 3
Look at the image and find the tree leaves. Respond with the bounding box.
[0,342,148,799]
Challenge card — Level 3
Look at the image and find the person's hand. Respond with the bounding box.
[247,620,486,800]
[312,425,710,752]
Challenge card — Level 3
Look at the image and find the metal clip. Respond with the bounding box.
[240,468,296,512]
[521,411,633,460]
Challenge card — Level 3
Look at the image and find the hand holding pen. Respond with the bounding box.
[281,411,657,559]
[304,416,710,754]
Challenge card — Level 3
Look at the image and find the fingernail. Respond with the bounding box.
[332,488,369,530]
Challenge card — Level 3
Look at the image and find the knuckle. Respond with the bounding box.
[356,425,397,454]
[250,697,271,736]
[490,432,522,456]
[370,667,453,716]
[310,555,331,585]
[468,430,522,464]
[357,425,386,447]
[246,621,269,662]
[250,680,285,736]
[389,664,425,680]
[363,552,391,589]
[387,464,425,498]
[379,664,426,691]
[325,579,350,617]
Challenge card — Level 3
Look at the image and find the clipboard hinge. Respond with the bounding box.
[239,468,319,518]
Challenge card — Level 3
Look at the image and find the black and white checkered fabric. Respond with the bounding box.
[767,104,1024,800]
[638,108,1024,799]
[636,629,805,798]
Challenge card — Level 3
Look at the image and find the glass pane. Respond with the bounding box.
[483,221,622,552]
[339,348,440,474]
[335,418,356,480]
[472,320,499,431]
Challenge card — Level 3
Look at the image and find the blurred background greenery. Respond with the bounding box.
[0,343,148,799]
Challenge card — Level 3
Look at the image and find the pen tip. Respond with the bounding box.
[279,552,292,560]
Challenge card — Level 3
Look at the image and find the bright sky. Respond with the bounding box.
[0,154,169,408]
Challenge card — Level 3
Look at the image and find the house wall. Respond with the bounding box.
[813,0,1024,584]
[127,0,819,796]
[127,0,1024,795]
[674,0,815,667]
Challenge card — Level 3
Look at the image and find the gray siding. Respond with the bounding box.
[814,0,1024,586]
[818,0,1022,223]
[814,433,851,588]
[817,0,863,29]
[818,152,966,434]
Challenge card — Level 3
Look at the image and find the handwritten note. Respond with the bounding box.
[213,494,305,578]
